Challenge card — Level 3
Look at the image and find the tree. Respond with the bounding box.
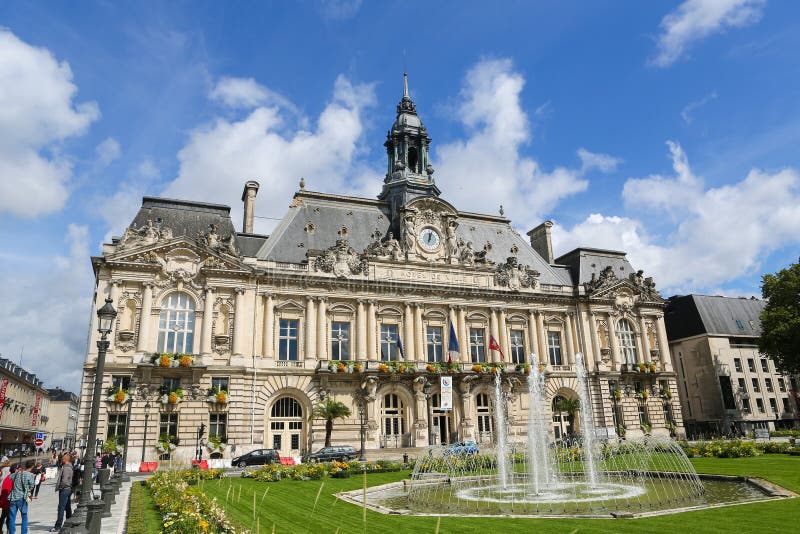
[312,399,352,447]
[759,259,800,375]
[555,397,580,438]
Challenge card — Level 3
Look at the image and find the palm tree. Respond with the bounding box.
[312,399,352,447]
[555,397,581,438]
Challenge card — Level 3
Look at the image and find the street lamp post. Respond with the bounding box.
[357,388,367,462]
[141,401,151,463]
[66,297,116,533]
[195,423,206,462]
[119,379,135,478]
[423,380,433,446]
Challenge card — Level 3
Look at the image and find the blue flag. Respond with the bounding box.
[397,336,405,359]
[448,322,460,360]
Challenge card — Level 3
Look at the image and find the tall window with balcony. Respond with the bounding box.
[209,413,227,439]
[380,324,400,361]
[107,414,127,440]
[469,328,486,363]
[547,331,562,366]
[476,393,493,440]
[617,319,638,365]
[157,292,195,353]
[278,319,299,360]
[509,330,525,364]
[159,413,178,439]
[330,322,350,361]
[426,326,443,362]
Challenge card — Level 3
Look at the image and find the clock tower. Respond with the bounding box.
[379,73,441,234]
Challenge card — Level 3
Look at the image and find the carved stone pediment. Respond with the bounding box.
[117,219,172,250]
[585,267,664,303]
[312,239,368,278]
[494,256,539,291]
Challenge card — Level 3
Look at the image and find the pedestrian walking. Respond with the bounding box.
[0,466,16,534]
[31,464,44,499]
[8,460,35,534]
[50,454,73,532]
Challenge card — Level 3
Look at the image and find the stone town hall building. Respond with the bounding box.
[80,76,684,462]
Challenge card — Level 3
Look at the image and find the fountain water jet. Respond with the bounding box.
[526,357,553,495]
[574,353,599,486]
[493,371,510,489]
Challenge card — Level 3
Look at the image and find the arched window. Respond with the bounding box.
[552,395,570,440]
[408,147,419,173]
[271,397,302,418]
[476,393,493,437]
[616,319,638,364]
[157,293,195,353]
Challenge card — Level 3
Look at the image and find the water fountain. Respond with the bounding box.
[338,357,781,518]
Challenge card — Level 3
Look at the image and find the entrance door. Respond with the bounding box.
[270,397,303,457]
[432,394,452,445]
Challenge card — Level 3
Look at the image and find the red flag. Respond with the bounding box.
[489,335,505,361]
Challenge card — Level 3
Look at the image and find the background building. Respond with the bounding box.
[665,295,799,438]
[46,388,79,450]
[0,357,51,454]
[79,77,683,462]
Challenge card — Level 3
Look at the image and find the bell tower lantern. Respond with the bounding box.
[378,72,440,210]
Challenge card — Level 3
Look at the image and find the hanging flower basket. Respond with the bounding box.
[162,389,184,405]
[159,355,172,367]
[377,363,389,372]
[179,354,193,367]
[106,387,130,404]
[472,364,484,373]
[516,363,531,374]
[613,389,623,400]
[353,363,363,373]
[649,363,657,373]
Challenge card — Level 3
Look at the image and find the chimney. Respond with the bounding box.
[241,180,260,234]
[527,220,554,264]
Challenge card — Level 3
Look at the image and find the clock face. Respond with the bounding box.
[418,228,441,251]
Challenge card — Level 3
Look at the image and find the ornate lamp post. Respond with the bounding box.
[141,401,151,463]
[357,388,367,461]
[119,379,135,478]
[195,423,206,462]
[423,380,433,446]
[67,297,116,533]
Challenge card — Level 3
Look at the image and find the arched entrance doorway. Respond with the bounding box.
[552,394,579,440]
[269,397,304,456]
[431,393,453,445]
[380,393,408,448]
[476,392,494,444]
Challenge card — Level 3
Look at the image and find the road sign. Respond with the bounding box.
[34,438,44,447]
[35,432,43,440]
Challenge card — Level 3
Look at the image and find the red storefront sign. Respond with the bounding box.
[0,379,8,420]
[31,393,41,426]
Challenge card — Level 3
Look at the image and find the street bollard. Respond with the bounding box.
[100,483,116,517]
[97,468,111,485]
[86,500,106,534]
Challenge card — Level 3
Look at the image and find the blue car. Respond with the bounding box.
[443,440,479,455]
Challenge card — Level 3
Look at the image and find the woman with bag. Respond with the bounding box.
[0,466,16,534]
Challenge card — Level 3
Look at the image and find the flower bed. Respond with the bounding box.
[241,459,404,482]
[679,439,759,458]
[146,470,242,533]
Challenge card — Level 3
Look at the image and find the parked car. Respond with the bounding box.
[443,440,479,455]
[232,448,281,468]
[302,445,358,463]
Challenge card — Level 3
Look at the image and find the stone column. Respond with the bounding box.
[536,312,547,364]
[639,315,651,364]
[263,293,274,359]
[367,300,377,361]
[458,306,468,363]
[564,313,575,365]
[317,297,328,361]
[108,280,120,352]
[489,309,500,363]
[201,286,215,355]
[498,308,509,361]
[608,313,620,371]
[305,296,316,360]
[404,304,414,361]
[527,311,538,363]
[356,300,367,359]
[589,312,602,369]
[414,303,424,362]
[137,282,153,353]
[655,315,673,371]
[232,287,246,356]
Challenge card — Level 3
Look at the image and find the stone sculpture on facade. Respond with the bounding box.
[118,219,174,250]
[196,224,239,257]
[494,256,540,291]
[585,265,618,293]
[313,239,369,278]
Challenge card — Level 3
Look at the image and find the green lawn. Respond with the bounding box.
[126,480,164,534]
[142,455,800,533]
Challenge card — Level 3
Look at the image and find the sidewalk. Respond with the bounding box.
[11,476,135,533]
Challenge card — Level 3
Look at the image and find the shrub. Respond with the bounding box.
[147,471,242,533]
[770,429,800,438]
[679,439,759,458]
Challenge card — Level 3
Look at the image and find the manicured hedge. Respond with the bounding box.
[242,459,404,482]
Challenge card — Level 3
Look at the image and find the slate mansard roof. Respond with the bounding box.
[665,294,765,341]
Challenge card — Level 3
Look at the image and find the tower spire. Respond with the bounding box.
[403,71,409,98]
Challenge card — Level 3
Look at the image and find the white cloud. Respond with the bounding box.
[96,158,162,242]
[650,0,766,68]
[318,0,363,21]
[0,224,94,391]
[162,74,378,233]
[0,29,99,217]
[554,141,800,294]
[210,77,299,115]
[681,91,718,124]
[435,58,619,226]
[95,137,121,166]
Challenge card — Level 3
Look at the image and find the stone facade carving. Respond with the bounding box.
[585,265,618,293]
[313,239,369,277]
[629,270,661,301]
[118,219,173,250]
[198,224,238,257]
[494,257,540,290]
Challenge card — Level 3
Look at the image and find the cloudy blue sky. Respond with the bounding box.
[1,0,799,390]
